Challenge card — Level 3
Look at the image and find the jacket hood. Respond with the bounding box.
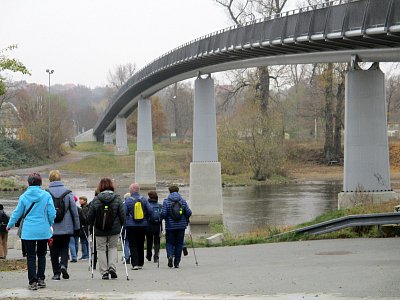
[97,191,117,203]
[25,186,47,203]
[148,198,158,203]
[167,192,182,202]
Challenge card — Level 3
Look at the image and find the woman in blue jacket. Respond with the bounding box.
[7,173,56,291]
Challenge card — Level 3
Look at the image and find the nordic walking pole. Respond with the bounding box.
[91,226,95,278]
[187,220,198,266]
[82,226,91,271]
[120,227,129,281]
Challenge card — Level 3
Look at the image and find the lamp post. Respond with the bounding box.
[46,69,54,157]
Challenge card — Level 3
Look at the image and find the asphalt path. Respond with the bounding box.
[1,238,399,299]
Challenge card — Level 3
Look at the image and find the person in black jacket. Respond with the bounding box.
[87,178,125,280]
[78,196,89,260]
[0,204,10,259]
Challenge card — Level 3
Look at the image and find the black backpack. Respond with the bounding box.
[0,211,10,231]
[95,199,115,231]
[148,203,162,224]
[48,189,72,223]
[169,200,183,221]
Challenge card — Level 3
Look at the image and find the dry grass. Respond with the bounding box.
[0,259,26,272]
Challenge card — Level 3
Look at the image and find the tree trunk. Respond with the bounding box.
[258,66,270,114]
[323,63,335,162]
[334,70,345,160]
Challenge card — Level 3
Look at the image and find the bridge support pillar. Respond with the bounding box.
[190,75,223,235]
[135,98,156,189]
[338,64,398,209]
[103,131,114,145]
[114,117,129,155]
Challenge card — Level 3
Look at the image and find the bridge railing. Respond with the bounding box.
[95,0,399,136]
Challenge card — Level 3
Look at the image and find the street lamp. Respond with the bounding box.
[46,69,54,156]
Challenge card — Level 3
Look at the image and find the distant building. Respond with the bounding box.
[0,102,22,139]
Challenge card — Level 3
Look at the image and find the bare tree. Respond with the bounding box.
[107,63,136,90]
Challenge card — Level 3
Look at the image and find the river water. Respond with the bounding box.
[0,180,342,234]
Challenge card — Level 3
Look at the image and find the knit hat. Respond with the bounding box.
[129,183,140,193]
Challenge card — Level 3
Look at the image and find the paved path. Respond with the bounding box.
[1,238,399,299]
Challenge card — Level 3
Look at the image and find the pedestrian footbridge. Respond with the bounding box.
[91,0,400,227]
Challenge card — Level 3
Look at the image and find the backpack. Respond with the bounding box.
[48,189,71,223]
[148,203,161,224]
[169,200,183,221]
[95,199,115,231]
[0,212,10,231]
[133,198,144,222]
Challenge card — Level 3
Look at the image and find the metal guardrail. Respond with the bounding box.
[279,212,400,236]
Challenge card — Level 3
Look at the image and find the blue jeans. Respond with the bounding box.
[23,239,48,284]
[123,238,130,261]
[80,237,89,259]
[69,236,79,260]
[165,229,185,266]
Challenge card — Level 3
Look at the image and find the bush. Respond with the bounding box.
[0,137,45,169]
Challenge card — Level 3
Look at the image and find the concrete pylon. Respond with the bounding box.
[338,64,398,208]
[103,131,114,145]
[135,98,156,188]
[190,75,223,234]
[114,117,129,155]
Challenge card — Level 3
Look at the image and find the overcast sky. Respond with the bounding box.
[1,0,301,88]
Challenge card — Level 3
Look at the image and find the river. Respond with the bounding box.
[0,180,342,234]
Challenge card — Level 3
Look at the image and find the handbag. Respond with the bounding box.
[17,202,35,238]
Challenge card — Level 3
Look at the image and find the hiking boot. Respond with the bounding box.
[102,273,109,280]
[60,266,69,279]
[51,274,60,281]
[37,279,46,288]
[109,268,117,279]
[28,282,38,290]
[168,257,173,268]
[131,265,139,270]
[183,246,188,256]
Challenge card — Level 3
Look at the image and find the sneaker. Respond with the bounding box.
[37,279,46,288]
[60,266,69,279]
[28,282,38,290]
[51,274,60,281]
[131,265,139,270]
[138,265,143,269]
[168,257,173,268]
[109,268,117,279]
[183,247,188,256]
[79,257,89,261]
[102,273,109,280]
[174,264,179,268]
[70,259,77,263]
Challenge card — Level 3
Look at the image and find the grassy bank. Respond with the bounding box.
[191,200,400,248]
[0,177,25,191]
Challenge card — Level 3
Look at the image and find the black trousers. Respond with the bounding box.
[23,239,48,284]
[146,230,160,260]
[126,226,146,267]
[49,234,70,275]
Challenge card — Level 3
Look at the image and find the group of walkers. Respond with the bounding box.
[4,170,192,290]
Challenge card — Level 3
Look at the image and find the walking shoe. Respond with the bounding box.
[174,264,179,268]
[138,265,143,269]
[183,246,188,256]
[79,257,89,261]
[102,273,109,280]
[109,268,117,279]
[146,255,151,262]
[153,257,159,263]
[70,259,77,263]
[131,265,139,270]
[60,266,69,279]
[37,279,46,288]
[28,282,38,290]
[168,257,173,268]
[51,274,60,281]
